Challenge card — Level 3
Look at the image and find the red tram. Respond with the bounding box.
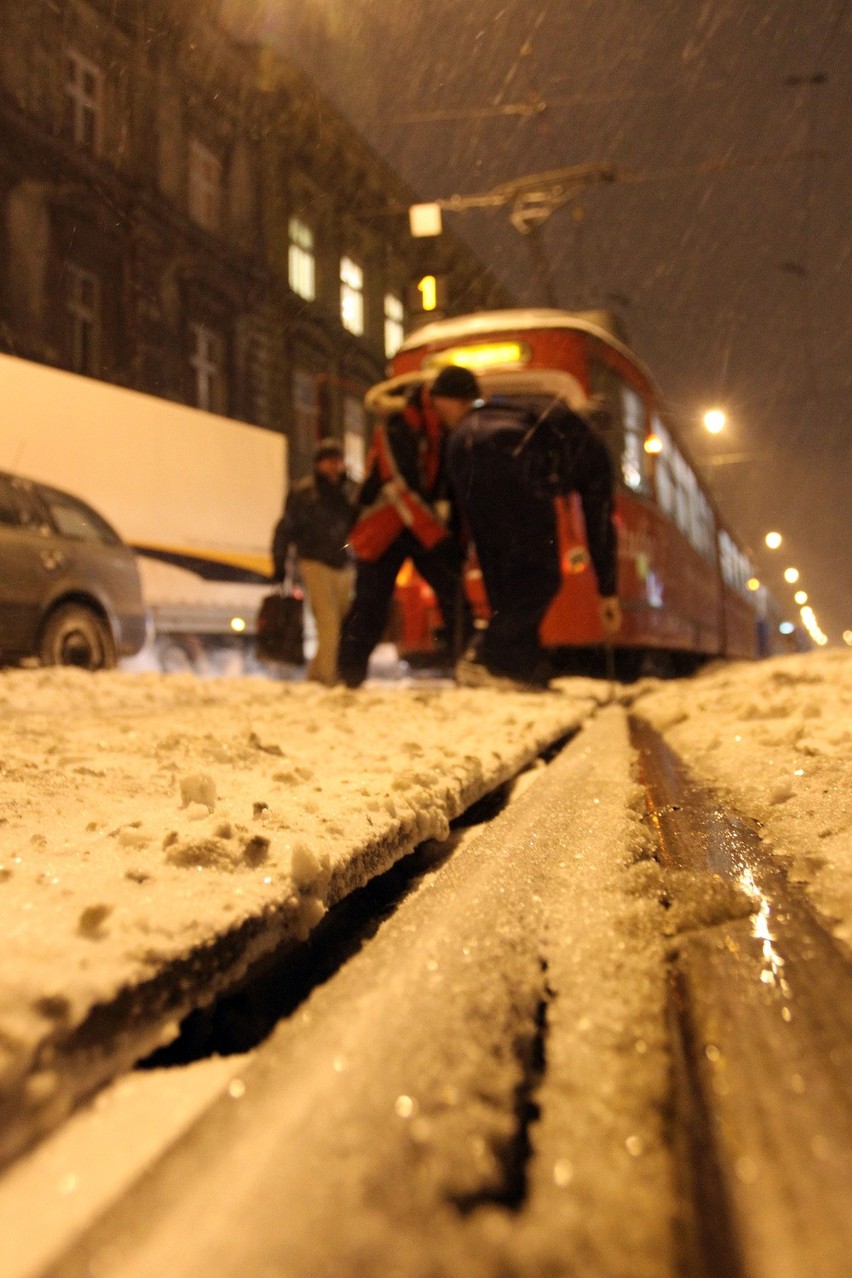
[375,308,766,672]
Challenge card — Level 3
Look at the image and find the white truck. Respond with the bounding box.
[0,352,287,670]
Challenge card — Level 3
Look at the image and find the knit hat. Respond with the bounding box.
[430,365,480,400]
[314,437,344,462]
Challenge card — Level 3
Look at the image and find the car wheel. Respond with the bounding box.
[39,604,117,671]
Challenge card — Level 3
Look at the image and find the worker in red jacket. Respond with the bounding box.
[337,370,474,688]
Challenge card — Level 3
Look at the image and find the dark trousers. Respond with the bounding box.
[475,537,562,680]
[337,532,471,686]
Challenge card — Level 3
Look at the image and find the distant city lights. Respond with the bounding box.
[800,605,828,647]
[784,567,800,584]
[765,532,783,550]
[703,408,726,434]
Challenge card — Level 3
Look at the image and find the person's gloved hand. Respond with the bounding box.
[599,596,622,635]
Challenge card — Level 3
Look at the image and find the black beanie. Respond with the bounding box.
[430,365,480,400]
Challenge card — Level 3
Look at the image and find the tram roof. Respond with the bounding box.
[400,307,644,368]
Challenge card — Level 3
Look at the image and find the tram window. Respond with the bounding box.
[719,530,733,585]
[693,489,715,562]
[719,530,751,593]
[588,360,623,472]
[683,467,703,552]
[650,418,675,515]
[672,450,692,536]
[589,360,651,496]
[620,384,651,495]
[737,549,751,594]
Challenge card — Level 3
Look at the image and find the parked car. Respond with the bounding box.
[0,470,147,670]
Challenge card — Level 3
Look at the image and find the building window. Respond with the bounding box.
[65,50,102,152]
[288,218,316,301]
[340,256,364,335]
[384,293,404,358]
[65,265,100,375]
[190,323,226,412]
[188,140,222,231]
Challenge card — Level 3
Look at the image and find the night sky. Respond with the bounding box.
[228,1,850,642]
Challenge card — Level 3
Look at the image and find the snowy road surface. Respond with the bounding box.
[0,650,850,1276]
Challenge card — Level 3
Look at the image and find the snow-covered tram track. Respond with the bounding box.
[632,716,852,1278]
[7,706,678,1278]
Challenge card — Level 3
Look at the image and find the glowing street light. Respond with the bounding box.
[794,590,808,605]
[703,408,726,434]
[765,531,783,550]
[784,567,800,584]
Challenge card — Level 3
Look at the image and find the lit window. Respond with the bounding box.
[650,418,674,515]
[289,218,316,301]
[340,257,364,335]
[65,50,102,151]
[384,293,404,358]
[188,140,222,231]
[65,265,100,375]
[190,323,225,412]
[620,385,650,495]
[692,488,715,562]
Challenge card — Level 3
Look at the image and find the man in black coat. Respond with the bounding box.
[432,371,621,689]
[272,438,357,684]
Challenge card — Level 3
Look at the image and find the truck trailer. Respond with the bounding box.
[0,352,286,669]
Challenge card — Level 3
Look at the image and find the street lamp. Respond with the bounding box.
[765,531,782,550]
[703,408,726,434]
[784,567,800,584]
[794,590,808,605]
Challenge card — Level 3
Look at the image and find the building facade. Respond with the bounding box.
[0,0,513,481]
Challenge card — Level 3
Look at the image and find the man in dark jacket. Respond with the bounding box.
[272,438,357,685]
[337,371,473,688]
[433,374,621,689]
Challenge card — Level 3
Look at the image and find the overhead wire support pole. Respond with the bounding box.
[435,163,618,309]
[401,150,821,308]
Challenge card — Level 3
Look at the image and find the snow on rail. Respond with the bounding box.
[632,649,852,950]
[0,669,604,1165]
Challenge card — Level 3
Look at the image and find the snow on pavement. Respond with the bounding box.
[633,649,852,949]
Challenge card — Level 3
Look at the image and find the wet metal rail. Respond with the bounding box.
[632,716,852,1278]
